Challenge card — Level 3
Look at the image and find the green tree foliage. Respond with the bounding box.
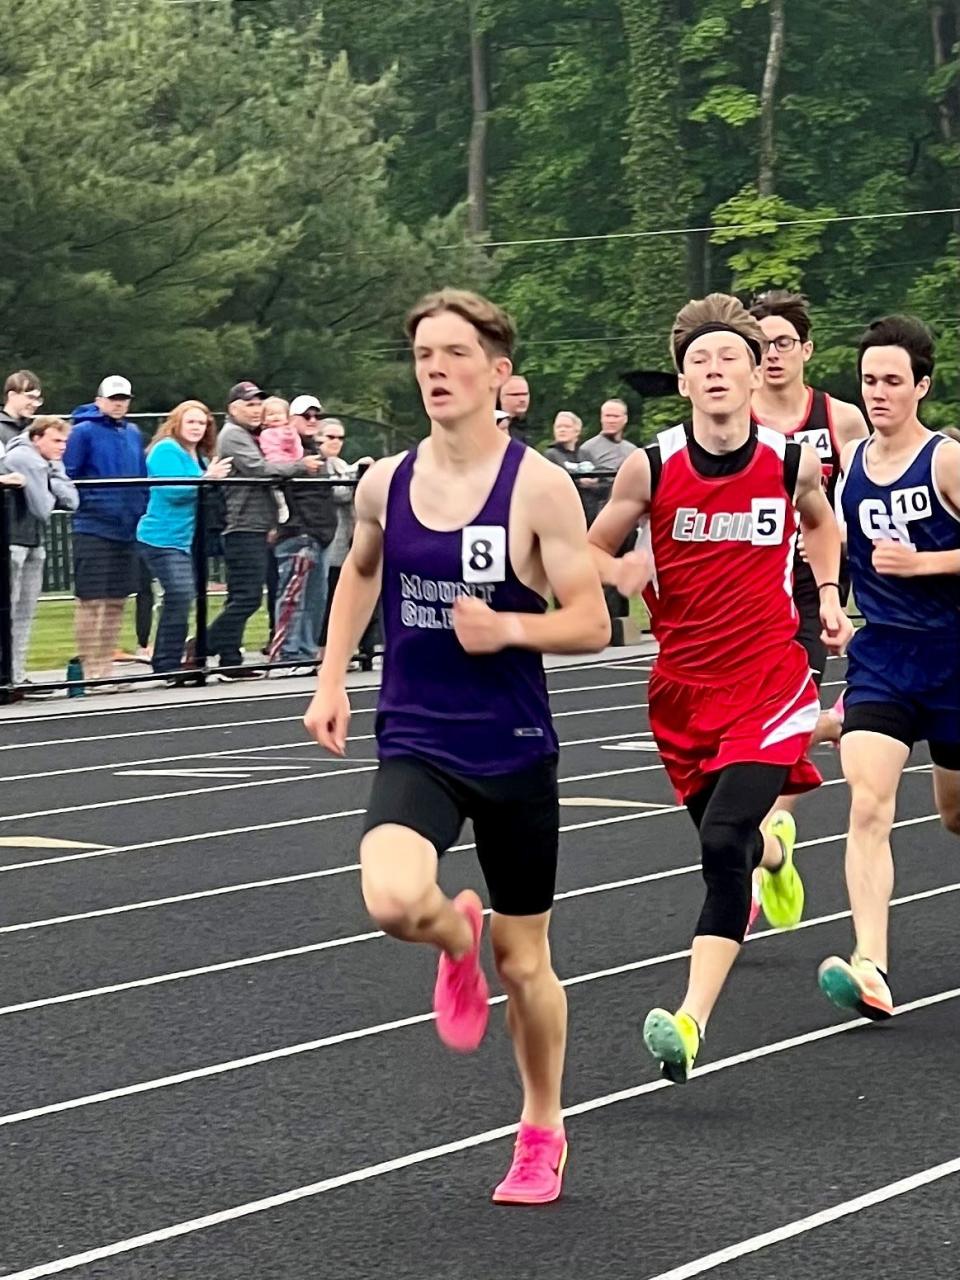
[0,0,484,417]
[0,0,956,430]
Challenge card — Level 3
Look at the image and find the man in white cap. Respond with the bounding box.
[64,375,147,685]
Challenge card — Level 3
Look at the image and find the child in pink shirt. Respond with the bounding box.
[259,397,303,462]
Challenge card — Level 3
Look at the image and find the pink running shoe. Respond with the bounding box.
[744,877,762,939]
[433,889,489,1052]
[493,1122,568,1205]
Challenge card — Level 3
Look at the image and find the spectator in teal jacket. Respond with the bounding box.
[137,401,231,677]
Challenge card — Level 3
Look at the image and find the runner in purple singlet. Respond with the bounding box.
[304,289,609,1205]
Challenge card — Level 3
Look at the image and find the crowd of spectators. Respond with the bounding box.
[1,366,639,695]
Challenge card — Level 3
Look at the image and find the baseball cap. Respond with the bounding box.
[227,380,266,404]
[290,394,323,416]
[97,375,133,399]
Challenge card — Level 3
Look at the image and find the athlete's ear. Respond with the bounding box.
[492,356,513,389]
[748,363,764,392]
[676,373,691,401]
[802,340,814,364]
[915,375,932,402]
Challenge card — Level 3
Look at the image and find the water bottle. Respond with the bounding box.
[66,656,85,697]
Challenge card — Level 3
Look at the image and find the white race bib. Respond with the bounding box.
[462,525,506,583]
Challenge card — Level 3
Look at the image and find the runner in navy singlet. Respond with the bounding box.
[817,316,960,1023]
[304,289,609,1205]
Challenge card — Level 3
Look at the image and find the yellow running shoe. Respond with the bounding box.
[757,810,804,929]
[643,1007,701,1084]
[818,954,894,1021]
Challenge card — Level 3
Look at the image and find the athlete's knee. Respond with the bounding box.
[847,780,896,840]
[492,927,554,993]
[697,819,757,941]
[360,826,437,934]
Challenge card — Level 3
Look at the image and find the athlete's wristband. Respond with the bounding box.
[817,581,840,592]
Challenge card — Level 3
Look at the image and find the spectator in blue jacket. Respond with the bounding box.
[137,401,231,679]
[65,375,147,684]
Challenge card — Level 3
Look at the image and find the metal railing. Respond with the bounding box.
[0,468,635,703]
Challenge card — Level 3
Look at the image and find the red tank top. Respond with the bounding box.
[646,423,801,684]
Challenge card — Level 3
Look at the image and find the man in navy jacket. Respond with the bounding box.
[65,375,147,684]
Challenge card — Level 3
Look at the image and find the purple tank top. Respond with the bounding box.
[377,438,559,775]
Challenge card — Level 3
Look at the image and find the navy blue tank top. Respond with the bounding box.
[376,438,559,775]
[840,433,960,633]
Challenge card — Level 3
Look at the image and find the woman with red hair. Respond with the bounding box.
[137,401,231,677]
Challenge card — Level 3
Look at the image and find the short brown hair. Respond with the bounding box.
[4,369,41,397]
[150,400,218,459]
[405,289,516,359]
[941,426,960,444]
[27,415,68,440]
[671,293,765,371]
[749,289,812,343]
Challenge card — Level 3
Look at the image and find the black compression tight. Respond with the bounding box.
[686,763,790,942]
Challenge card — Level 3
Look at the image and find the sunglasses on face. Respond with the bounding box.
[302,411,323,421]
[323,433,344,441]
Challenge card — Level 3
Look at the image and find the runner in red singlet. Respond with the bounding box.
[588,293,853,1084]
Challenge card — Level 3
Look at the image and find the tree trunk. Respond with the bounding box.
[758,0,785,197]
[467,0,489,238]
[619,0,690,366]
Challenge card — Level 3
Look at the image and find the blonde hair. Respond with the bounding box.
[262,396,290,422]
[405,288,516,359]
[553,410,582,432]
[27,415,68,440]
[671,293,765,371]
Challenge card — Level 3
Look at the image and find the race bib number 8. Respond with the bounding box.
[462,525,506,583]
[750,498,786,546]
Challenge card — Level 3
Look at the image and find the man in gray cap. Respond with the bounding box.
[207,381,321,678]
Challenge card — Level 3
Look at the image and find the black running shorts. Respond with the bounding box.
[362,754,559,916]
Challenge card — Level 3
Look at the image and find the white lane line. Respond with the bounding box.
[3,984,952,1280]
[559,797,672,809]
[0,730,659,854]
[0,756,926,888]
[645,1162,960,1280]
[0,654,651,727]
[0,703,646,824]
[0,811,940,1017]
[0,800,685,936]
[0,671,649,756]
[0,873,954,1131]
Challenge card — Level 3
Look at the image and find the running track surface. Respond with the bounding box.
[0,651,955,1280]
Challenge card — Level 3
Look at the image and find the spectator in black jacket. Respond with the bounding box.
[0,417,78,691]
[267,398,337,667]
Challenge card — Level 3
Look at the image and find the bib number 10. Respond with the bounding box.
[462,525,507,583]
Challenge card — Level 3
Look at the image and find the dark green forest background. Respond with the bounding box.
[2,0,958,442]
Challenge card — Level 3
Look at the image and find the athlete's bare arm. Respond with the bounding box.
[453,460,610,655]
[831,398,870,448]
[794,443,853,652]
[304,457,398,754]
[872,437,960,578]
[587,448,654,596]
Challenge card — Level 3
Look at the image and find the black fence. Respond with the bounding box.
[0,469,635,703]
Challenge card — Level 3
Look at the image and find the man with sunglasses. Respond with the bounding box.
[743,291,868,929]
[0,371,44,450]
